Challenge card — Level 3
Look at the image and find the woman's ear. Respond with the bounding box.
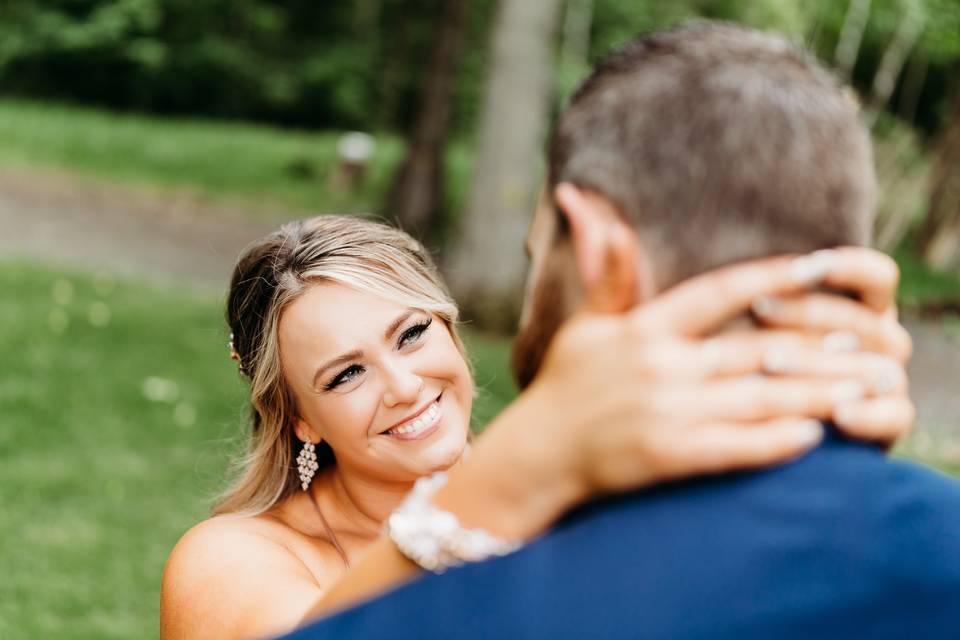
[294,418,321,445]
[554,183,640,313]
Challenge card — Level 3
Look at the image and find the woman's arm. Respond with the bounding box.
[302,247,914,622]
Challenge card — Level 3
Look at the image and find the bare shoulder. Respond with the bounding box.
[160,515,330,640]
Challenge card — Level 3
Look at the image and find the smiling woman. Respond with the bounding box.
[161,215,486,639]
[279,284,473,486]
[159,215,915,640]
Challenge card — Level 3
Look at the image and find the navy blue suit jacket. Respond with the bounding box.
[283,430,960,639]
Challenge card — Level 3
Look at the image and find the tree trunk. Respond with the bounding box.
[446,0,562,331]
[385,0,468,237]
[556,0,594,102]
[834,0,872,81]
[354,0,380,33]
[873,126,929,251]
[864,0,924,126]
[561,0,593,69]
[897,52,927,124]
[917,86,960,271]
[376,8,409,131]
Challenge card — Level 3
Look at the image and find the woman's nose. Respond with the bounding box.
[381,360,423,407]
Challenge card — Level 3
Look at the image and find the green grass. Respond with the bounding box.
[894,247,960,309]
[3,98,959,306]
[3,260,959,638]
[0,260,514,639]
[0,99,483,225]
[0,262,244,638]
[0,99,454,215]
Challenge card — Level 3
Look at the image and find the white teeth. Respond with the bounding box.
[387,401,439,436]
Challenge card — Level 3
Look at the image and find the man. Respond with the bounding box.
[284,22,960,639]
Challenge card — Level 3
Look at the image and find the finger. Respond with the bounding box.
[633,247,900,338]
[644,332,817,380]
[661,378,869,425]
[833,397,916,446]
[651,418,824,478]
[751,293,912,363]
[636,250,853,337]
[819,247,899,313]
[634,254,807,337]
[759,350,907,396]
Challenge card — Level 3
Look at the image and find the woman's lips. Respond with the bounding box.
[382,398,442,441]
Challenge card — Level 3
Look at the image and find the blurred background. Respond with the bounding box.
[1,1,959,637]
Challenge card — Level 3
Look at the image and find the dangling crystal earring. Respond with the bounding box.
[297,438,319,490]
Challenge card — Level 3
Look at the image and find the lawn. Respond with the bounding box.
[0,99,473,218]
[2,99,959,306]
[894,246,960,309]
[0,259,516,639]
[2,259,959,638]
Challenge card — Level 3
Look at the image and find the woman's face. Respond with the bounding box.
[278,283,473,483]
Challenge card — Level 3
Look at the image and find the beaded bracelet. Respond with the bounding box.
[387,472,520,573]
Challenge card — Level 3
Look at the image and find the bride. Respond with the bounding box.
[161,214,911,639]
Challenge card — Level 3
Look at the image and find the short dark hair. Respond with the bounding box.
[547,21,875,289]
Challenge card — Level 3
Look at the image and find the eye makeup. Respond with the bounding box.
[321,316,433,392]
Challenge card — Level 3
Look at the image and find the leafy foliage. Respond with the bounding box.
[2,0,958,136]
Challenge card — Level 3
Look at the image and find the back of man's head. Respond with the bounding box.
[547,21,875,290]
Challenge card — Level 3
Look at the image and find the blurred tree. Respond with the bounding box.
[863,0,925,126]
[446,0,563,330]
[386,0,468,237]
[555,0,594,102]
[835,0,873,80]
[917,81,960,270]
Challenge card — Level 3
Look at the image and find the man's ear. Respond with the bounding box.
[554,182,640,313]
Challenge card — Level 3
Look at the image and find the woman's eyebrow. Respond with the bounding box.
[313,350,362,388]
[383,310,416,341]
[310,310,417,388]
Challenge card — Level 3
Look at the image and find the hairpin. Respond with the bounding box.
[228,332,245,374]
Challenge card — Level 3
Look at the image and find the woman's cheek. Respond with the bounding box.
[315,386,379,451]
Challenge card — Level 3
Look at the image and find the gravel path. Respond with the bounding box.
[0,167,283,290]
[2,166,958,451]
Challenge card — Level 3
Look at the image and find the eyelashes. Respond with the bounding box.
[323,317,433,391]
[398,318,432,347]
[324,364,364,391]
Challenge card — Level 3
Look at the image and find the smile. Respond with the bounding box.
[382,396,443,440]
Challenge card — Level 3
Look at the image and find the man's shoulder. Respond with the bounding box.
[546,435,960,606]
[572,432,960,516]
[560,434,960,550]
[283,438,960,640]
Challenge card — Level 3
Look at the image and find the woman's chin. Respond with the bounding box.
[416,429,468,473]
[387,424,468,478]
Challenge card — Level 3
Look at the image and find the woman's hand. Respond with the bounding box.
[306,247,914,621]
[434,248,914,543]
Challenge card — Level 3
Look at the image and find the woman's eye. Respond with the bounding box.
[398,318,432,348]
[325,364,364,391]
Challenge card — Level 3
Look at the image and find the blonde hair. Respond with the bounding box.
[214,215,465,516]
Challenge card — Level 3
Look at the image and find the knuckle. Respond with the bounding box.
[627,313,653,342]
[712,267,748,301]
[895,326,914,362]
[750,386,783,419]
[645,390,676,420]
[749,432,786,461]
[630,352,655,380]
[631,430,670,475]
[876,253,901,290]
